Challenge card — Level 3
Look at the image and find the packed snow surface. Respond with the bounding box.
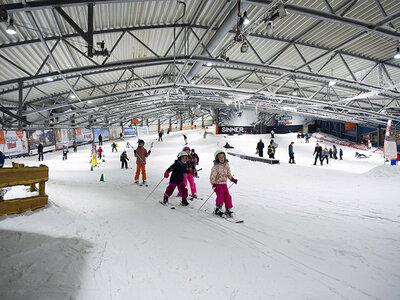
[1,129,400,300]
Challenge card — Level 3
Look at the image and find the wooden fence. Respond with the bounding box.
[0,163,49,215]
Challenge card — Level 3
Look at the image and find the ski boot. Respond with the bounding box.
[225,208,234,217]
[190,193,198,199]
[135,180,140,185]
[181,198,189,206]
[162,196,168,205]
[142,180,148,187]
[214,204,224,217]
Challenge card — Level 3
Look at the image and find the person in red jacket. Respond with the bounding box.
[98,146,103,159]
[134,139,151,185]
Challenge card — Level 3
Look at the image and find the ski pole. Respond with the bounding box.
[198,181,235,210]
[144,177,164,201]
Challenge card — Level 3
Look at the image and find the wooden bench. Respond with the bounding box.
[0,163,49,215]
[227,152,280,164]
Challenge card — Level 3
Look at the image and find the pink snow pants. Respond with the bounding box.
[183,174,197,194]
[215,184,232,209]
[164,182,188,199]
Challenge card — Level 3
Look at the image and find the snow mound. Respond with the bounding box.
[362,164,400,178]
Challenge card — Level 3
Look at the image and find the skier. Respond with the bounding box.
[367,140,372,157]
[333,145,338,159]
[270,129,275,138]
[134,139,151,185]
[328,148,333,158]
[191,148,200,178]
[339,148,343,160]
[305,133,310,143]
[98,146,103,159]
[210,150,238,217]
[38,143,44,161]
[288,141,295,164]
[267,140,277,159]
[111,142,118,152]
[91,146,98,167]
[158,129,164,142]
[162,151,190,206]
[181,146,197,199]
[313,143,323,165]
[321,147,329,165]
[256,139,265,157]
[98,134,103,146]
[126,141,131,148]
[73,140,77,152]
[0,150,5,168]
[183,134,188,145]
[120,150,129,169]
[62,143,69,160]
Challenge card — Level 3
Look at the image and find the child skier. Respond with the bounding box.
[162,151,190,206]
[120,150,129,169]
[91,146,98,167]
[98,146,103,159]
[183,134,188,145]
[111,142,118,152]
[62,143,69,160]
[181,146,197,199]
[191,148,200,177]
[339,148,343,160]
[134,139,151,185]
[210,150,238,217]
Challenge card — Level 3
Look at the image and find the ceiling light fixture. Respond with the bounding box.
[292,88,298,96]
[190,80,196,84]
[206,62,213,67]
[277,4,288,18]
[241,42,248,53]
[88,100,92,103]
[328,80,336,86]
[394,47,400,59]
[45,76,54,82]
[243,11,250,25]
[220,53,230,62]
[266,21,273,35]
[6,18,17,35]
[69,93,76,99]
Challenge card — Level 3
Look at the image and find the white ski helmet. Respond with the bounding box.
[177,151,189,159]
[214,150,225,159]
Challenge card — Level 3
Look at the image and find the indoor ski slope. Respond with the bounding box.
[1,129,399,300]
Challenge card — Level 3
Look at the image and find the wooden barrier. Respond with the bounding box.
[0,163,49,215]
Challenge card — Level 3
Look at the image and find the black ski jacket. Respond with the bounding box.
[166,159,190,184]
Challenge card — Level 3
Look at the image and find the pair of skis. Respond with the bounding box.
[136,181,148,187]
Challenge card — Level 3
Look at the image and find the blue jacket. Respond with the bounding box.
[0,151,5,164]
[288,144,294,153]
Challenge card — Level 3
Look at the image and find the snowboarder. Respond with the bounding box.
[181,146,197,199]
[62,143,69,160]
[91,146,98,167]
[313,143,323,165]
[270,129,275,138]
[0,150,5,168]
[120,150,129,169]
[355,152,368,158]
[333,145,338,160]
[134,139,151,185]
[267,140,277,159]
[162,151,190,206]
[73,140,77,152]
[183,134,188,145]
[256,139,265,157]
[38,143,44,161]
[98,146,103,159]
[210,150,238,217]
[111,142,118,152]
[339,148,343,160]
[223,142,234,149]
[98,134,103,146]
[288,142,295,164]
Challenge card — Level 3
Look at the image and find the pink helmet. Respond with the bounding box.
[182,146,190,151]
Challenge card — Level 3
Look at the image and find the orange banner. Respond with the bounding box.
[0,131,4,145]
[131,118,139,124]
[345,123,355,130]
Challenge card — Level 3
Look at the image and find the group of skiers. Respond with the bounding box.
[313,143,343,165]
[256,139,278,159]
[162,146,237,217]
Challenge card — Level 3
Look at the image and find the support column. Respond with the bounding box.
[191,119,194,129]
[158,119,160,133]
[215,108,219,134]
[202,116,204,128]
[146,119,149,126]
[356,124,360,144]
[180,113,183,131]
[169,118,172,132]
[18,82,23,130]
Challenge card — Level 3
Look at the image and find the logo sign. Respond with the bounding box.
[385,119,392,141]
[131,118,139,124]
[345,123,355,130]
[219,126,255,134]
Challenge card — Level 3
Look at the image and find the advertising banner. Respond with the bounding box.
[123,127,137,136]
[75,128,93,144]
[137,126,149,136]
[219,126,256,134]
[27,130,55,155]
[0,130,29,156]
[385,119,392,141]
[93,128,109,142]
[384,140,397,160]
[109,126,123,139]
[54,128,75,149]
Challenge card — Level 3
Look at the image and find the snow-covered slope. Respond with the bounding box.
[1,129,399,300]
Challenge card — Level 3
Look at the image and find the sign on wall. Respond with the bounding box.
[137,126,149,136]
[75,128,93,144]
[123,127,137,136]
[219,126,256,134]
[0,130,29,156]
[345,123,355,130]
[27,130,55,155]
[93,128,109,142]
[54,128,75,149]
